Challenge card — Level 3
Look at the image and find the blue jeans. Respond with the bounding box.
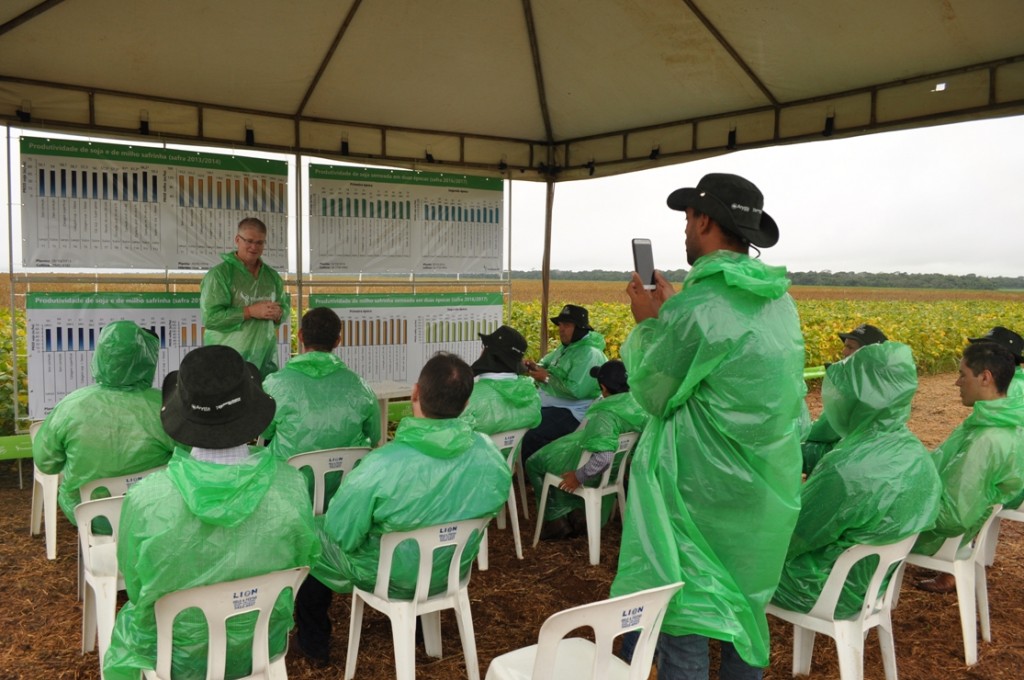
[655,634,763,680]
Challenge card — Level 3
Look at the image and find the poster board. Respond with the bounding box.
[26,292,291,418]
[19,136,289,270]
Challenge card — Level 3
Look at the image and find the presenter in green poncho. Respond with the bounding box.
[200,217,288,378]
[612,173,805,679]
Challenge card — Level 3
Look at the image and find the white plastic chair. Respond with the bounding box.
[74,495,126,662]
[766,534,918,680]
[484,581,683,680]
[141,565,309,680]
[286,447,371,515]
[902,505,1003,666]
[345,517,491,680]
[532,431,640,565]
[28,420,61,560]
[982,503,1024,567]
[478,428,529,570]
[77,466,166,602]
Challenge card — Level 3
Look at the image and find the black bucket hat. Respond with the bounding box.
[161,345,276,448]
[969,326,1024,364]
[666,173,779,248]
[550,304,592,331]
[590,360,629,394]
[479,325,528,372]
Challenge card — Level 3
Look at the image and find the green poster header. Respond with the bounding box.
[21,136,288,175]
[28,292,201,309]
[310,292,503,308]
[309,164,501,191]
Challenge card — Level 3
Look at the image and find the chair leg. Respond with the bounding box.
[389,606,419,680]
[44,486,58,560]
[421,610,443,658]
[583,493,601,566]
[878,612,899,680]
[532,481,553,548]
[832,622,866,680]
[508,488,523,560]
[516,456,529,520]
[454,588,481,680]
[983,517,1000,567]
[952,562,978,665]
[976,560,992,642]
[344,594,366,680]
[96,577,118,661]
[30,479,43,535]
[792,626,815,677]
[477,529,489,572]
[82,583,97,653]
[495,503,507,530]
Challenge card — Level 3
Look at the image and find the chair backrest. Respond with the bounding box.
[79,465,167,503]
[73,496,126,569]
[932,504,1004,562]
[579,431,640,488]
[150,566,309,680]
[489,428,529,470]
[286,447,371,515]
[531,581,683,680]
[29,420,44,440]
[373,517,491,601]
[807,533,917,622]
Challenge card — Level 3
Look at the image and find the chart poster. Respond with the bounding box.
[19,137,289,271]
[26,292,291,418]
[310,292,503,384]
[308,165,503,275]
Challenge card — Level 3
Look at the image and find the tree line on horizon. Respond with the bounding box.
[511,269,1024,290]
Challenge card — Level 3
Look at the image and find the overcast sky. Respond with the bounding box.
[506,115,1024,277]
[2,115,1021,278]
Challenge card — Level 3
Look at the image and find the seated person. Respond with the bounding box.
[773,342,942,616]
[460,324,541,435]
[294,352,512,665]
[914,341,1024,593]
[521,304,607,459]
[802,323,888,476]
[33,320,175,526]
[527,360,648,540]
[104,345,320,680]
[969,326,1024,398]
[261,307,380,504]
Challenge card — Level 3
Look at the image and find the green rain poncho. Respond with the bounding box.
[537,330,607,402]
[773,343,942,618]
[314,416,511,596]
[261,351,380,503]
[33,320,175,524]
[913,388,1024,555]
[200,252,288,378]
[460,375,542,434]
[610,250,805,667]
[526,390,648,522]
[104,450,319,680]
[801,412,840,476]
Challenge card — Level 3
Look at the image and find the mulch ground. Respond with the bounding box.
[2,372,1023,680]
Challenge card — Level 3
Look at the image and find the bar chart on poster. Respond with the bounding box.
[308,165,503,274]
[311,292,503,384]
[20,137,289,270]
[26,293,291,418]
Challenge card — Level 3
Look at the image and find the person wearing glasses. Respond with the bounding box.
[200,217,289,377]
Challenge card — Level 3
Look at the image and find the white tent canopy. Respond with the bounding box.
[1,0,1022,182]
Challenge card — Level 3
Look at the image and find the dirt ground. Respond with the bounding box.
[2,372,1023,680]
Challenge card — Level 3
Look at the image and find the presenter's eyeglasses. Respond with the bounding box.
[236,235,266,247]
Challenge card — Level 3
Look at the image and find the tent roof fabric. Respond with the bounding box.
[1,0,1022,180]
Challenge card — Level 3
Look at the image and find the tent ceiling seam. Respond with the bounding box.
[521,0,554,144]
[0,0,68,38]
[296,0,364,118]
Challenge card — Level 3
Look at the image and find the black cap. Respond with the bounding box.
[589,360,629,394]
[666,173,778,248]
[969,326,1024,364]
[838,324,887,347]
[550,304,591,331]
[478,325,528,372]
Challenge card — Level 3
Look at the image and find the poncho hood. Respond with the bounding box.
[476,375,542,409]
[964,392,1024,430]
[393,417,477,459]
[91,320,160,389]
[685,250,791,300]
[823,342,917,439]
[166,448,276,527]
[283,351,348,378]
